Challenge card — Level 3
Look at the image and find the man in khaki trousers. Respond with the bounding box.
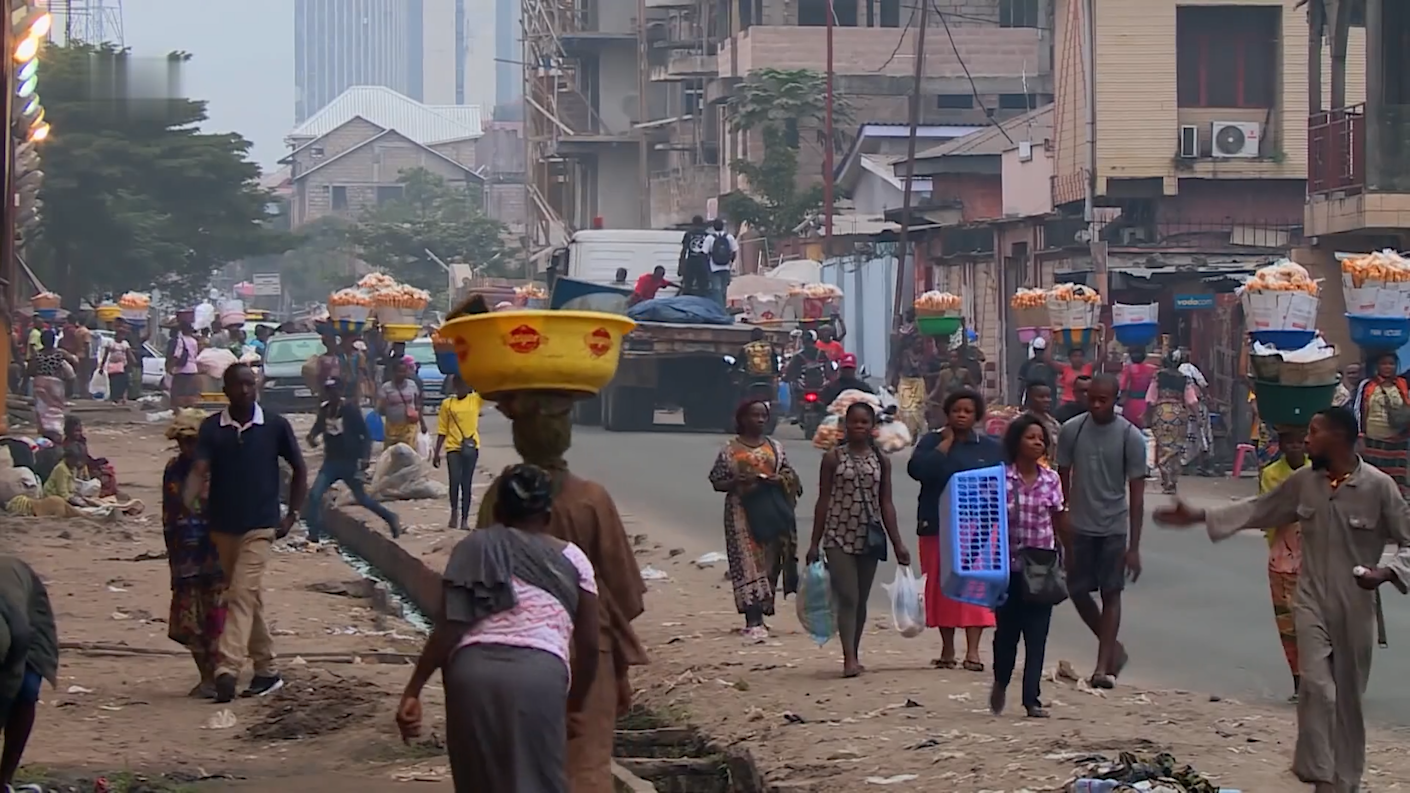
[185,364,308,703]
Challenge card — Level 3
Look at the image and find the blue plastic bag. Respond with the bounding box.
[796,561,836,646]
[364,408,385,442]
[777,380,790,413]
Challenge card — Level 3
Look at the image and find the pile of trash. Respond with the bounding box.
[1064,752,1237,792]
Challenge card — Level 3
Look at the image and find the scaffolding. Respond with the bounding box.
[521,0,652,250]
[50,0,125,46]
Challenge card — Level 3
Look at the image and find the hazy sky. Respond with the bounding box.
[122,0,295,172]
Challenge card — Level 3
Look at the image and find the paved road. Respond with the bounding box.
[478,414,1410,728]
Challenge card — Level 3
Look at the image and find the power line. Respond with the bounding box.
[932,1,1016,144]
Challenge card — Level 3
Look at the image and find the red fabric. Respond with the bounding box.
[816,340,845,361]
[1058,362,1094,403]
[918,535,996,629]
[633,273,668,301]
[1119,362,1157,429]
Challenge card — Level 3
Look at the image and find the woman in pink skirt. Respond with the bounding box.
[908,389,1001,670]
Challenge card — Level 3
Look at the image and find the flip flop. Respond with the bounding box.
[962,660,985,672]
[931,658,958,669]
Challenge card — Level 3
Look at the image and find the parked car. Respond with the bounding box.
[405,338,448,412]
[258,333,326,413]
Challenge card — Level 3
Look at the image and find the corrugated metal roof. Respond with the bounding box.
[915,106,1054,160]
[287,85,484,146]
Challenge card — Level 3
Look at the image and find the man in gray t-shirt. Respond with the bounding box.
[1055,373,1147,690]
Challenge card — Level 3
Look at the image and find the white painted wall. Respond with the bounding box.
[819,252,899,378]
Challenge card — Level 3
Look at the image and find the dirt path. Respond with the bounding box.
[4,419,452,791]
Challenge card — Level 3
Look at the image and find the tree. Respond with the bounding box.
[29,43,287,307]
[344,168,510,294]
[719,69,851,240]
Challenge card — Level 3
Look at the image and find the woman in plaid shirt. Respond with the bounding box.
[990,414,1070,718]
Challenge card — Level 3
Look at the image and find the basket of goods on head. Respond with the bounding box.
[436,309,636,398]
[1010,288,1050,341]
[786,283,844,321]
[371,281,431,340]
[1250,337,1339,425]
[1111,303,1160,347]
[939,464,1010,608]
[30,292,61,320]
[1047,283,1101,349]
[1341,250,1410,350]
[118,292,151,327]
[328,287,373,332]
[913,291,963,336]
[217,298,246,329]
[1240,259,1320,350]
[514,284,549,309]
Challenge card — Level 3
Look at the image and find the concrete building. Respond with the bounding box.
[496,0,520,104]
[294,0,418,123]
[281,86,485,229]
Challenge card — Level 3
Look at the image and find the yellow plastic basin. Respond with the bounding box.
[436,310,636,397]
[381,323,419,342]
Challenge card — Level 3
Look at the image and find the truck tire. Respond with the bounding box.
[574,394,602,426]
[604,386,652,432]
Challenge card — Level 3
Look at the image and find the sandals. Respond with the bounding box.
[962,660,985,672]
[931,658,958,669]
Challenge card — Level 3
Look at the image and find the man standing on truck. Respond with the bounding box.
[678,216,712,297]
[706,219,738,306]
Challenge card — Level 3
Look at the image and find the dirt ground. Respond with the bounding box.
[15,412,1410,792]
[2,415,453,792]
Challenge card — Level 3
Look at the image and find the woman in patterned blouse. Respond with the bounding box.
[991,414,1069,718]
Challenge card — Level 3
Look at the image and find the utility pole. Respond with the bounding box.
[636,0,651,228]
[822,0,835,254]
[890,0,928,331]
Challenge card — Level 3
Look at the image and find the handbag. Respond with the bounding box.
[739,440,795,545]
[1378,385,1410,431]
[1017,546,1068,606]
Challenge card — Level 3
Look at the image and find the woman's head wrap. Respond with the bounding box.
[165,408,206,440]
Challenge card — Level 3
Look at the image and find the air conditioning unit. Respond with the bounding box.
[1211,122,1260,158]
[1178,125,1199,158]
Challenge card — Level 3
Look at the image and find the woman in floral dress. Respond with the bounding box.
[161,409,227,698]
[709,399,802,640]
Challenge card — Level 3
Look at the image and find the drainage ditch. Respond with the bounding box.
[319,509,769,793]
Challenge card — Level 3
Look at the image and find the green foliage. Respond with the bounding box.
[29,43,287,306]
[719,127,825,239]
[343,168,510,293]
[720,69,841,240]
[726,68,851,137]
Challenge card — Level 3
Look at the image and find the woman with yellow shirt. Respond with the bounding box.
[432,375,484,529]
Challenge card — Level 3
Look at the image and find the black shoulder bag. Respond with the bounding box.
[741,440,796,545]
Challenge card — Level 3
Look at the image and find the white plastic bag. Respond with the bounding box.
[74,478,101,498]
[880,566,927,638]
[88,368,109,401]
[796,561,837,646]
[365,443,447,502]
[414,430,433,460]
[874,418,913,453]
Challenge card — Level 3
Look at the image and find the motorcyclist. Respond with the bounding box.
[818,353,876,408]
[784,331,829,417]
[737,327,779,400]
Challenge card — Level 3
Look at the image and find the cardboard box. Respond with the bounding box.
[1112,303,1158,325]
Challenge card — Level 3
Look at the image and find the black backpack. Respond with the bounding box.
[710,233,733,265]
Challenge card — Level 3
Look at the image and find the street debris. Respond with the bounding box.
[243,673,377,741]
[693,551,727,568]
[1064,752,1227,793]
[203,709,237,730]
[640,565,670,581]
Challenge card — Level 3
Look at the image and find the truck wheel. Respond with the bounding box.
[574,394,602,426]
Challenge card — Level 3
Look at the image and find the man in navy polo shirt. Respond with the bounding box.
[185,363,308,703]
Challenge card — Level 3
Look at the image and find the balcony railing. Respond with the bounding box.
[1309,104,1365,196]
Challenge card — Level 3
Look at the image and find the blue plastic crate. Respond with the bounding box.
[938,464,1010,608]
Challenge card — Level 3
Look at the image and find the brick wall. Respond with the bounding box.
[429,138,478,169]
[486,183,528,230]
[932,173,1003,222]
[1158,180,1305,224]
[719,26,1045,80]
[298,132,481,225]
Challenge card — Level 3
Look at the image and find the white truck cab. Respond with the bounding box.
[552,228,685,285]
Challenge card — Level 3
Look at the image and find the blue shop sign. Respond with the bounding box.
[1174,294,1215,310]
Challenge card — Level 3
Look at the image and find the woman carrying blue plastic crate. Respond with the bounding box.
[908,389,1003,672]
[1352,352,1410,499]
[805,402,910,678]
[991,414,1069,719]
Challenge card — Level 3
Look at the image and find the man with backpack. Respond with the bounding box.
[706,218,738,306]
[678,216,712,298]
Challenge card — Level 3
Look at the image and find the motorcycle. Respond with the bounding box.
[799,386,826,439]
[724,355,779,434]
